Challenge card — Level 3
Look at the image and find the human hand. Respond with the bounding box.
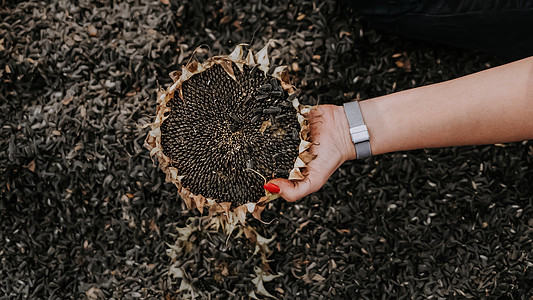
[264,104,357,202]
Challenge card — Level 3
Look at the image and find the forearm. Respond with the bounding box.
[359,56,533,156]
[271,58,533,201]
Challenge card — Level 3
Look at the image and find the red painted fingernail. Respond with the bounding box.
[263,183,280,193]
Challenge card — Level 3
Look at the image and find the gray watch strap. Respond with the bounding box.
[343,101,372,159]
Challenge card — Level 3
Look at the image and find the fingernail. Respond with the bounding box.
[263,183,280,193]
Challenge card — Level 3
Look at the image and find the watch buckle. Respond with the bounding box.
[350,125,369,144]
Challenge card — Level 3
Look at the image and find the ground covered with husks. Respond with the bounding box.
[1,1,532,299]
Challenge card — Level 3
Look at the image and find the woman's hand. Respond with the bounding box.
[264,105,356,202]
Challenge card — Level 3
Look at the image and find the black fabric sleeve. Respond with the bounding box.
[347,0,533,59]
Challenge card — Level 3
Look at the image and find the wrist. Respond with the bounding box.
[334,105,358,161]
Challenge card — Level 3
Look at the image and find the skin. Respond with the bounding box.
[268,56,533,202]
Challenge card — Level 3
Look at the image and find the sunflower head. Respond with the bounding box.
[145,44,314,224]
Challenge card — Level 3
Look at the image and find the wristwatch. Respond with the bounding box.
[343,101,372,159]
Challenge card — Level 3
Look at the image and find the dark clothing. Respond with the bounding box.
[348,0,533,59]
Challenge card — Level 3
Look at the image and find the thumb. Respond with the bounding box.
[265,171,326,202]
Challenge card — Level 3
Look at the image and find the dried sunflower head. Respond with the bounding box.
[145,44,314,224]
